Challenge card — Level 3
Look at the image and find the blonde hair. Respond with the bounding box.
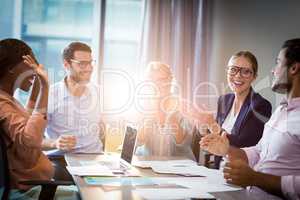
[230,51,258,76]
[146,61,173,80]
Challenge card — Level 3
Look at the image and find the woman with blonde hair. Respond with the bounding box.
[192,51,272,168]
[135,62,195,159]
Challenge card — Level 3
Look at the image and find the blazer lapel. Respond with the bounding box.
[231,90,253,135]
[220,95,235,125]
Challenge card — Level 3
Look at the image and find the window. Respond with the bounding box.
[103,0,142,68]
[20,0,143,83]
[0,0,143,105]
[101,0,143,114]
[21,0,94,83]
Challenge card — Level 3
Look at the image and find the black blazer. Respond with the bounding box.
[214,88,272,168]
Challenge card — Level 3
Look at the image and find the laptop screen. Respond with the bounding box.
[120,126,137,164]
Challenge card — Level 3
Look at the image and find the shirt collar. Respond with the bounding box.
[60,77,92,100]
[280,97,300,111]
[58,77,71,99]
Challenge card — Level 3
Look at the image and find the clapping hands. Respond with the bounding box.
[200,132,230,156]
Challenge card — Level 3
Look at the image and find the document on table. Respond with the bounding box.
[66,165,115,176]
[132,159,197,169]
[134,188,216,199]
[132,177,242,200]
[133,159,215,177]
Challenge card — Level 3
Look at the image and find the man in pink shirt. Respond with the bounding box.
[200,38,300,200]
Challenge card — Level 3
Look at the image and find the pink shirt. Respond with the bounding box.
[0,90,54,190]
[244,97,300,200]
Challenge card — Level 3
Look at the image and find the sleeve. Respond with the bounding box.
[170,112,193,146]
[227,99,272,147]
[0,101,47,148]
[281,175,300,200]
[281,112,300,200]
[242,142,261,168]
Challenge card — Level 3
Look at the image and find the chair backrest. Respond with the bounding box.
[191,127,201,163]
[0,124,10,200]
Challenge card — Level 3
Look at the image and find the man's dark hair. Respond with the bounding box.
[282,38,300,67]
[0,38,36,78]
[62,42,92,63]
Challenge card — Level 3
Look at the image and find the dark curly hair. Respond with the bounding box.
[282,38,300,68]
[0,38,37,78]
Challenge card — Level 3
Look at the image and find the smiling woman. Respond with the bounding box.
[201,51,272,169]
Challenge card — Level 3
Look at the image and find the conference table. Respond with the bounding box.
[65,153,253,200]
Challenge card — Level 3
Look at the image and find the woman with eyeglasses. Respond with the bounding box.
[197,51,272,169]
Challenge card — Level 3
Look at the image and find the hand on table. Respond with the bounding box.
[223,159,257,187]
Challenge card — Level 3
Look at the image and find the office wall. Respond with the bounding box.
[209,0,300,108]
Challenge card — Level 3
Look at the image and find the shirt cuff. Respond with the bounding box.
[243,147,260,168]
[281,175,300,200]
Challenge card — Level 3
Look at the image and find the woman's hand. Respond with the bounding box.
[23,55,49,114]
[179,100,219,132]
[22,55,49,86]
[200,132,229,156]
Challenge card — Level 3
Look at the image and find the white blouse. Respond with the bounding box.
[221,105,238,134]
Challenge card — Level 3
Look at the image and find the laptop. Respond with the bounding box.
[120,126,138,166]
[96,126,138,171]
[68,126,138,175]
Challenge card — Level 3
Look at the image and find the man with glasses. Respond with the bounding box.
[200,39,300,199]
[43,42,105,155]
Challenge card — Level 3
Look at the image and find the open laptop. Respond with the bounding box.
[119,126,138,167]
[95,126,138,171]
[68,126,138,175]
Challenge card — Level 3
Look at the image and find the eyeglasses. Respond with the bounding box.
[70,59,96,68]
[227,66,254,78]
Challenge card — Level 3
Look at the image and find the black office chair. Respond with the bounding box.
[0,127,10,200]
[191,127,215,168]
[191,127,201,163]
[0,123,73,200]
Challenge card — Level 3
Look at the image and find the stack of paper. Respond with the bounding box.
[67,164,140,177]
[66,165,115,176]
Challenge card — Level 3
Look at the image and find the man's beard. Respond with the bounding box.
[71,74,90,85]
[271,75,292,94]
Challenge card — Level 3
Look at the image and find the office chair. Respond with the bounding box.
[0,123,73,200]
[191,127,201,163]
[191,127,215,168]
[0,126,10,200]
